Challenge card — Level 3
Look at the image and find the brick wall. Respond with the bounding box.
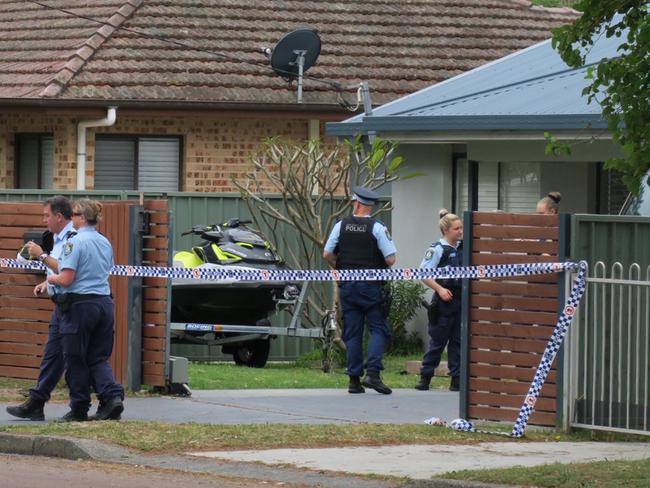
[0,108,341,192]
[0,111,78,189]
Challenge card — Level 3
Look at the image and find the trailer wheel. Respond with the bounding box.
[233,338,271,368]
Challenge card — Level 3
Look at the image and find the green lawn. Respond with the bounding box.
[443,457,650,488]
[187,354,450,390]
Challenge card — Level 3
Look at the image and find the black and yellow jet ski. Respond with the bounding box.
[170,219,298,367]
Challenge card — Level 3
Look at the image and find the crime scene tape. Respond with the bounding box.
[1,258,579,282]
[425,260,588,438]
[1,256,587,437]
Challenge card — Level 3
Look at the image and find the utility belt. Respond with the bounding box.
[338,280,387,287]
[51,293,110,312]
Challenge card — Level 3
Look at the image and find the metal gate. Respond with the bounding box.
[564,261,650,435]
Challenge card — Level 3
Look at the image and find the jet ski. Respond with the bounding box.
[170,219,298,366]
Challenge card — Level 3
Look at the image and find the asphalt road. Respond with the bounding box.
[0,453,313,488]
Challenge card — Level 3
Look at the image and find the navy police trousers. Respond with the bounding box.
[60,296,124,413]
[420,298,461,378]
[340,282,391,377]
[29,307,64,402]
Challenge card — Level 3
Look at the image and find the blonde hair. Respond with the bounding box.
[538,192,562,214]
[438,208,460,235]
[73,198,103,225]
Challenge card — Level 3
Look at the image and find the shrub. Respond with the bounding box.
[386,280,426,355]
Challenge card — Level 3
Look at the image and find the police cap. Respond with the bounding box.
[351,186,379,206]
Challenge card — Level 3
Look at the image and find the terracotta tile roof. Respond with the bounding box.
[0,0,579,109]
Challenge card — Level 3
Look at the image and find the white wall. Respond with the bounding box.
[468,139,622,163]
[390,144,453,341]
[391,143,453,268]
[468,139,622,213]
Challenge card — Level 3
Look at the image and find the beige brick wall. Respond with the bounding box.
[0,109,340,192]
[0,111,78,188]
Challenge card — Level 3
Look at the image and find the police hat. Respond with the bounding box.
[351,186,379,206]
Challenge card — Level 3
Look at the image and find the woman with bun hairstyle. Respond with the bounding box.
[415,209,463,392]
[536,192,562,215]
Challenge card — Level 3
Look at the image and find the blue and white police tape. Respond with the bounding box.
[0,255,586,437]
[423,261,588,438]
[0,257,580,282]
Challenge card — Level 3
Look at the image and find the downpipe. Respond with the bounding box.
[76,106,117,190]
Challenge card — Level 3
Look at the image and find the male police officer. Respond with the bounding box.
[323,186,396,394]
[6,196,76,420]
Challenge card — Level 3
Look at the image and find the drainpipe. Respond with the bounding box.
[77,107,117,190]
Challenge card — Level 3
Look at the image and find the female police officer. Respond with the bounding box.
[415,209,463,392]
[47,199,124,421]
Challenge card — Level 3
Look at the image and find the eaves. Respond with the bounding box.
[326,114,609,137]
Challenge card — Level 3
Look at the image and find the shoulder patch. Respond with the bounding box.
[424,249,434,260]
[63,242,74,256]
[385,228,392,241]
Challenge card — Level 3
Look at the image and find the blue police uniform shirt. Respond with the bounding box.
[58,226,113,295]
[324,216,396,258]
[47,220,76,295]
[419,238,461,294]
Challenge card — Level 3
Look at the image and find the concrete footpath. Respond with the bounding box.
[2,389,649,487]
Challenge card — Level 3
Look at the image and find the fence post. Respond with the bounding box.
[459,210,473,420]
[556,212,570,430]
[126,204,144,391]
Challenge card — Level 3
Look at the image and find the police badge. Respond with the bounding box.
[63,242,74,256]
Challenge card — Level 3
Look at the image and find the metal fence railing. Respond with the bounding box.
[564,261,650,435]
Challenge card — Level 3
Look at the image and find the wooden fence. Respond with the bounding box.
[0,199,170,388]
[463,212,565,427]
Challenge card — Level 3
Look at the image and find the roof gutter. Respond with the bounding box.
[326,114,609,137]
[77,107,117,190]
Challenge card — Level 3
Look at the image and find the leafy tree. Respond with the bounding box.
[552,1,649,194]
[233,136,407,324]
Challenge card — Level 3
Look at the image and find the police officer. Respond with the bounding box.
[415,209,463,392]
[536,191,562,215]
[6,196,76,421]
[47,199,124,421]
[323,186,396,395]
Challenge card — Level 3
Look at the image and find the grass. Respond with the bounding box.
[0,421,493,453]
[187,354,450,390]
[0,377,69,403]
[442,458,650,488]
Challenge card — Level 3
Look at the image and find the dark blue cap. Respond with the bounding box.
[351,186,379,206]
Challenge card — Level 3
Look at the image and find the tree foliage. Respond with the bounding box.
[233,136,408,323]
[552,1,649,194]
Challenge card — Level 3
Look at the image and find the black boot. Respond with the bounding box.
[415,374,432,391]
[6,397,45,421]
[348,376,365,394]
[362,371,392,395]
[90,397,124,421]
[56,409,88,422]
[450,376,460,392]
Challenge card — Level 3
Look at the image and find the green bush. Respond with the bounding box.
[386,280,426,355]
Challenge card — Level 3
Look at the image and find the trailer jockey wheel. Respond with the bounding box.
[233,338,271,368]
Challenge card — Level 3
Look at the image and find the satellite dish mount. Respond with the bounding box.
[268,28,321,103]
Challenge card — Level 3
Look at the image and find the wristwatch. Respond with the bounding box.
[38,253,48,262]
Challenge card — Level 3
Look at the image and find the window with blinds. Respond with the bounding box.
[499,162,541,212]
[95,136,180,191]
[455,161,541,213]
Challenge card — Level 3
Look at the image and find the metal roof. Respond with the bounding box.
[327,26,623,136]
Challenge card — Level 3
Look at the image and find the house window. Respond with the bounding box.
[15,133,54,189]
[455,161,541,213]
[499,162,540,212]
[94,135,181,191]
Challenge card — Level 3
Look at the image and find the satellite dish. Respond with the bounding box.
[268,28,321,103]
